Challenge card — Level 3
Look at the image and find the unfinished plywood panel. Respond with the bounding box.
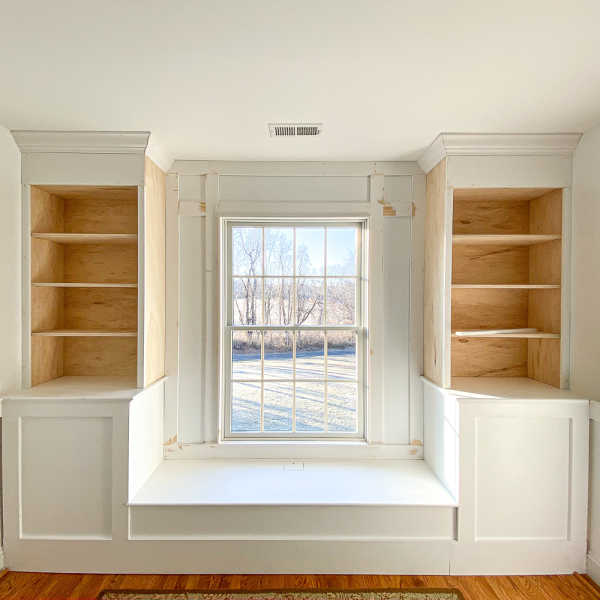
[452,288,529,331]
[31,238,64,283]
[529,239,562,285]
[31,286,64,332]
[529,189,563,235]
[143,158,166,386]
[528,338,561,388]
[452,337,528,378]
[64,288,138,331]
[452,245,529,285]
[453,200,530,235]
[63,244,137,284]
[453,188,557,202]
[31,337,64,386]
[64,336,137,377]
[424,159,448,387]
[529,288,561,335]
[30,187,64,233]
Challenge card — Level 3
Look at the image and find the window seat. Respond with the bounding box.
[129,458,457,507]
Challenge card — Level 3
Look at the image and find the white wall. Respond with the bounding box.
[0,125,22,571]
[571,122,600,584]
[0,126,21,398]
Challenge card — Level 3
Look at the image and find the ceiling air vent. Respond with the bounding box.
[269,123,323,137]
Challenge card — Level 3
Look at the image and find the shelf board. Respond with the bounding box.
[32,282,138,288]
[452,234,561,246]
[32,233,138,244]
[452,284,561,289]
[32,329,137,337]
[452,331,560,339]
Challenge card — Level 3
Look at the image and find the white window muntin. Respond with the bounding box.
[222,219,367,440]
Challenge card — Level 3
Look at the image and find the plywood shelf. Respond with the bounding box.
[32,329,137,337]
[452,331,560,339]
[452,284,561,289]
[32,233,138,244]
[32,283,138,288]
[452,234,561,246]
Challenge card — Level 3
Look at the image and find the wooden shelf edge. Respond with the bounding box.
[32,330,137,337]
[452,284,561,289]
[452,331,560,339]
[452,234,561,246]
[32,282,138,288]
[32,233,138,244]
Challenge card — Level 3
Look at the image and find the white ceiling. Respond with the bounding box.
[1,0,600,161]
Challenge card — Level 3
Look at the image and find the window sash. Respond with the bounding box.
[222,219,366,441]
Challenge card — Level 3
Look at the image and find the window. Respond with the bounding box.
[222,221,366,440]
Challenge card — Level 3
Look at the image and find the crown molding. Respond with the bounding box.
[417,132,582,174]
[11,130,173,172]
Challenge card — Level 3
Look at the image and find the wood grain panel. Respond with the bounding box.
[31,238,64,283]
[63,244,137,284]
[530,189,563,235]
[453,188,556,202]
[35,185,138,203]
[31,286,64,332]
[143,158,166,385]
[64,337,137,376]
[528,337,561,387]
[30,186,64,233]
[452,288,529,330]
[31,336,64,386]
[452,245,529,285]
[529,288,561,335]
[453,200,530,234]
[64,288,138,331]
[529,239,561,285]
[452,337,528,377]
[424,160,448,387]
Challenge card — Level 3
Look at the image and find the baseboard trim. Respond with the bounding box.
[587,553,600,586]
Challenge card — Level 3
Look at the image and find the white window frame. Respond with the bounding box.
[221,218,368,441]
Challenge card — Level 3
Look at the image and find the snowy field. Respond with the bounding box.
[231,349,357,433]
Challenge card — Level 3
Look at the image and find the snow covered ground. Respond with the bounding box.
[231,349,357,433]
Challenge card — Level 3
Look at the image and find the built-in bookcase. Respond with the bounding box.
[29,185,140,385]
[450,188,563,387]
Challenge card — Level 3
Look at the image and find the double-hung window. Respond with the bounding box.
[223,221,366,440]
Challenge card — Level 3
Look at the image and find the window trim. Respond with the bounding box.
[220,217,368,441]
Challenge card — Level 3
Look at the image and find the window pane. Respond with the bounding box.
[265,228,293,276]
[327,382,358,432]
[233,227,262,276]
[264,278,293,325]
[295,383,325,431]
[327,227,357,276]
[296,228,324,276]
[233,277,263,325]
[296,278,324,325]
[295,331,325,379]
[264,382,293,432]
[231,382,261,432]
[264,330,293,379]
[327,331,357,379]
[232,331,262,380]
[326,278,355,325]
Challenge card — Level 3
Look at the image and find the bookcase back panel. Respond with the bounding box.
[64,288,138,331]
[31,188,64,233]
[528,338,561,387]
[452,337,528,377]
[31,238,64,283]
[529,189,563,235]
[31,287,64,332]
[453,200,530,234]
[63,337,138,376]
[453,245,530,285]
[452,288,529,330]
[31,337,64,386]
[528,289,561,335]
[529,240,562,285]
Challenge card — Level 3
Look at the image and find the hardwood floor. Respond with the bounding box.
[0,572,599,600]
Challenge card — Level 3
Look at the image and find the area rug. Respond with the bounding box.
[97,589,466,600]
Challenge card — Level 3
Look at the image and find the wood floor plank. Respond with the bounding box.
[0,572,599,599]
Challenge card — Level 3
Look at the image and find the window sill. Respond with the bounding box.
[129,458,456,507]
[164,441,423,460]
